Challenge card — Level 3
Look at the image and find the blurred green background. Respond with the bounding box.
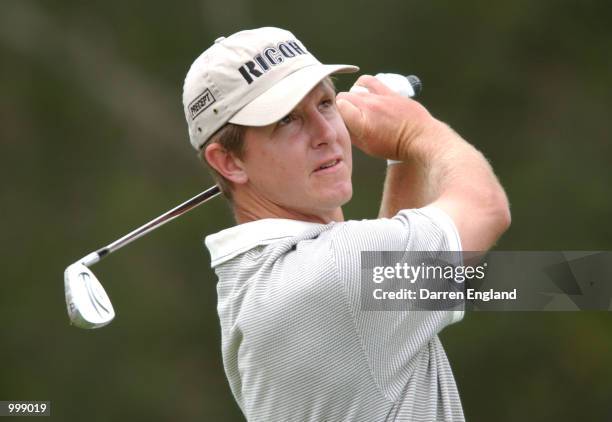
[1,0,611,420]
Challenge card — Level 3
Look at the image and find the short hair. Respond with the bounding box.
[198,124,246,201]
[198,77,337,202]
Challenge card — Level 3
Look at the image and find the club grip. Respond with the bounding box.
[349,73,422,98]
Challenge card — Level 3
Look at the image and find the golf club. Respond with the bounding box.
[64,74,421,329]
[65,185,221,329]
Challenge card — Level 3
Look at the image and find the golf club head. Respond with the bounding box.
[64,263,115,329]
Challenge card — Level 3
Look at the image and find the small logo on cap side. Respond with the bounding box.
[189,88,216,120]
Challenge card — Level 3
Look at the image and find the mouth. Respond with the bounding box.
[313,158,342,173]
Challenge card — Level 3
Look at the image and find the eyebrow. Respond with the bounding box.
[321,77,337,94]
[272,80,335,128]
[319,79,336,96]
[304,82,335,105]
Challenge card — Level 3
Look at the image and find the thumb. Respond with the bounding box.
[336,98,365,140]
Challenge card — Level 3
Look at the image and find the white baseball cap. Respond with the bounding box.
[182,27,359,150]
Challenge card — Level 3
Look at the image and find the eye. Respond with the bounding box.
[320,98,334,109]
[277,113,295,127]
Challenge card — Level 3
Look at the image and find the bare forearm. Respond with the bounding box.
[379,157,429,217]
[336,75,510,249]
[379,121,463,215]
[378,120,510,250]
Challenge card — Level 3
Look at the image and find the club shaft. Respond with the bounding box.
[80,185,221,266]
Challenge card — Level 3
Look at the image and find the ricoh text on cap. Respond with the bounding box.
[182,27,358,150]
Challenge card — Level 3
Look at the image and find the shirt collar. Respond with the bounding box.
[205,218,324,267]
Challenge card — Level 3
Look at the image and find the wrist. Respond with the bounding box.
[396,118,449,161]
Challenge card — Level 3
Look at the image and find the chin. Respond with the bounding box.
[322,183,353,208]
[338,185,353,205]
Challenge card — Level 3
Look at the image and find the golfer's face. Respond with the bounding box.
[241,81,353,216]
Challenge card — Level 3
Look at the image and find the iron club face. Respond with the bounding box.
[63,185,221,329]
[64,262,115,329]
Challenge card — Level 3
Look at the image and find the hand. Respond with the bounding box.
[336,75,437,160]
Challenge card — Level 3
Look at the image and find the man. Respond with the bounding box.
[182,27,510,421]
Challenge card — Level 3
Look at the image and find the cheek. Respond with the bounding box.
[332,114,351,143]
[335,120,353,162]
[249,146,306,186]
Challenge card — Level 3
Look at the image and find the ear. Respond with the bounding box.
[203,143,249,185]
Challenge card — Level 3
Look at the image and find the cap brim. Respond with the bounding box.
[228,64,358,126]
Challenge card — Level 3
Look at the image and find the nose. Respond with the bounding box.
[308,110,336,149]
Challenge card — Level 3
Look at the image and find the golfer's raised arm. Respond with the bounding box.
[337,75,511,252]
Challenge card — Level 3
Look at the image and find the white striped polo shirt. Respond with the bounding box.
[205,206,465,421]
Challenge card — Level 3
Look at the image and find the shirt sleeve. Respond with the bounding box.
[329,205,464,401]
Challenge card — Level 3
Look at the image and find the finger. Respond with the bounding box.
[336,97,365,140]
[351,74,396,96]
[336,91,369,108]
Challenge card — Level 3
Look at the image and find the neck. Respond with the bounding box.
[231,189,344,225]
